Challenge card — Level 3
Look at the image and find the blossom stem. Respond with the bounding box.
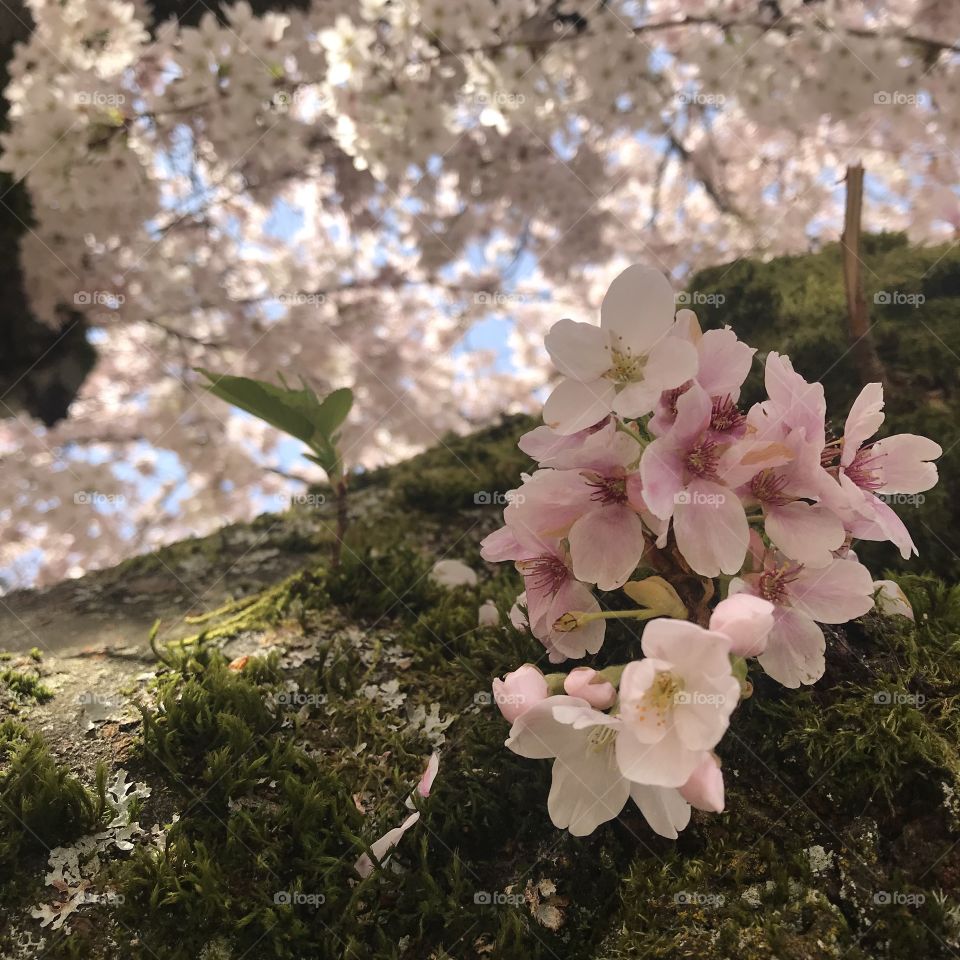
[554,608,663,632]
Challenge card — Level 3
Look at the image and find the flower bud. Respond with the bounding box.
[873,579,914,621]
[679,753,724,813]
[563,666,616,710]
[709,594,774,657]
[492,664,548,723]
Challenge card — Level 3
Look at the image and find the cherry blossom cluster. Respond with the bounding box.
[2,0,959,586]
[483,265,941,837]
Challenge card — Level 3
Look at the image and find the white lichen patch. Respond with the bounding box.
[29,770,174,933]
[806,844,834,875]
[407,702,455,747]
[362,678,407,712]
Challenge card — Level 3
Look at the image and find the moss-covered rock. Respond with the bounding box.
[1,240,959,957]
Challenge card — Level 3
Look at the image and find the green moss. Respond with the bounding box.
[0,720,106,869]
[373,414,537,514]
[0,665,53,704]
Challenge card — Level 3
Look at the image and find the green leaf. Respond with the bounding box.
[196,369,315,444]
[312,387,353,440]
[197,370,352,478]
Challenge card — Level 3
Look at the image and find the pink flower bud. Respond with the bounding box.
[709,594,774,657]
[492,664,548,723]
[679,753,724,813]
[562,667,616,710]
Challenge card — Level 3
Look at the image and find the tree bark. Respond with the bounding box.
[841,164,887,389]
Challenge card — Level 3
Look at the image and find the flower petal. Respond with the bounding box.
[544,318,611,381]
[543,377,616,435]
[841,382,884,465]
[600,265,676,355]
[630,782,692,838]
[764,501,845,568]
[568,505,646,590]
[873,434,942,494]
[673,480,749,577]
[757,608,825,688]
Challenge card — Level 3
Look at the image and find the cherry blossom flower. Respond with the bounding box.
[649,312,755,438]
[730,552,875,688]
[819,382,942,559]
[615,620,741,789]
[480,526,604,661]
[640,385,785,576]
[505,695,692,838]
[542,266,698,435]
[498,447,655,591]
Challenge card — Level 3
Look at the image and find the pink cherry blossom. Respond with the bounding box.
[641,385,785,576]
[615,620,741,788]
[543,266,698,435]
[480,526,604,661]
[818,382,942,559]
[502,437,655,591]
[730,552,875,688]
[649,313,755,437]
